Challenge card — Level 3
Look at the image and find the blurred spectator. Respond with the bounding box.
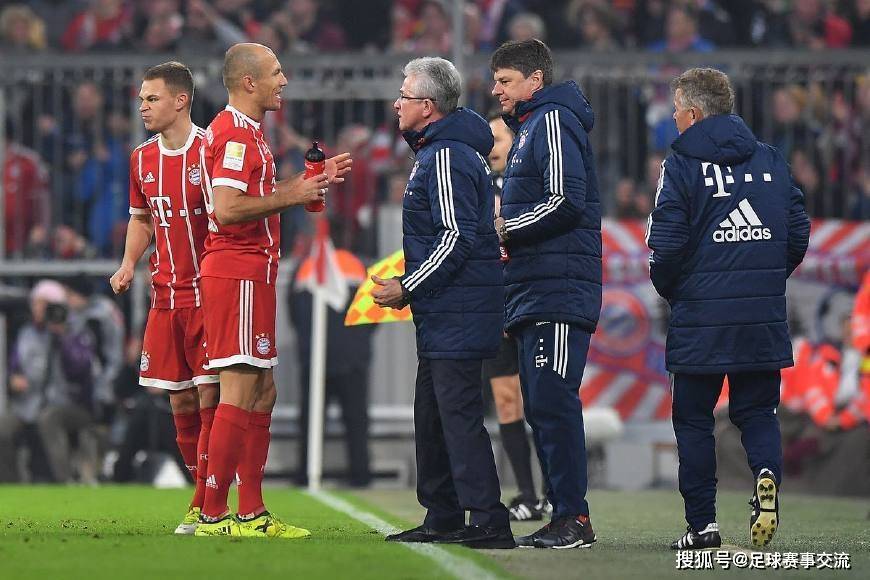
[64,82,130,255]
[770,85,818,162]
[64,277,125,417]
[634,0,668,46]
[566,2,621,52]
[852,0,870,46]
[647,4,715,52]
[790,148,826,216]
[684,0,737,47]
[2,139,49,257]
[403,0,451,53]
[507,12,546,42]
[61,0,133,52]
[329,125,378,254]
[175,0,247,54]
[0,4,48,53]
[746,0,792,47]
[788,0,852,49]
[613,177,643,219]
[286,0,347,51]
[477,0,527,48]
[817,88,864,201]
[0,280,97,483]
[133,0,184,52]
[290,235,374,487]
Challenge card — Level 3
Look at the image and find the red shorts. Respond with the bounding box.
[140,307,219,390]
[201,277,278,370]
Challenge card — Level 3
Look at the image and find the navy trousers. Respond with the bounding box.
[516,322,591,518]
[414,357,509,530]
[672,370,783,531]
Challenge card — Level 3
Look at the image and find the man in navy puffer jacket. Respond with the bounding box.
[373,57,512,549]
[491,39,601,549]
[646,68,810,551]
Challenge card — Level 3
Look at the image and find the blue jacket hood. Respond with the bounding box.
[672,114,757,165]
[402,107,494,157]
[507,81,595,132]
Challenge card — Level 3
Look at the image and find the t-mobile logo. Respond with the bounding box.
[150,196,172,227]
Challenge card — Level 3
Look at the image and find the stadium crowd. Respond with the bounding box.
[1,0,869,55]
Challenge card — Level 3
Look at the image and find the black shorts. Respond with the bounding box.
[482,336,519,380]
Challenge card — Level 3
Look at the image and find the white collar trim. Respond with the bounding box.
[225,105,261,129]
[158,124,200,156]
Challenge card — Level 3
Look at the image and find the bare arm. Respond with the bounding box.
[213,152,353,225]
[213,172,328,225]
[109,214,154,294]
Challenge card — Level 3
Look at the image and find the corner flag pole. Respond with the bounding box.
[307,219,330,491]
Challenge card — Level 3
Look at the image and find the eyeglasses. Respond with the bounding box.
[399,93,436,102]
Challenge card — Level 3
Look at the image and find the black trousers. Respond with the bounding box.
[672,370,782,530]
[415,357,509,530]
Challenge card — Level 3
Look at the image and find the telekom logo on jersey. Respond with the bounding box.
[151,195,172,227]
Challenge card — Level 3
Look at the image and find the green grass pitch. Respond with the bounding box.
[1,485,867,579]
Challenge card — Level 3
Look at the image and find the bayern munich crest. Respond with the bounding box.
[140,351,150,372]
[188,164,201,186]
[255,334,271,355]
[517,129,528,150]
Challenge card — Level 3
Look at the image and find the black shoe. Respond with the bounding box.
[508,495,546,521]
[515,521,551,548]
[531,516,596,549]
[385,524,458,543]
[670,523,721,550]
[749,468,779,548]
[435,524,516,549]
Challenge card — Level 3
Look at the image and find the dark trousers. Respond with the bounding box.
[672,370,782,531]
[299,368,371,486]
[516,322,591,518]
[415,357,509,530]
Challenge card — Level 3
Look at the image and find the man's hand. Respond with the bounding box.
[109,265,134,294]
[326,152,353,184]
[495,216,508,243]
[372,275,407,309]
[275,171,330,207]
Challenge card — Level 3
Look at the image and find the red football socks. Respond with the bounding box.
[191,406,216,510]
[172,411,201,484]
[237,411,272,517]
[201,403,251,519]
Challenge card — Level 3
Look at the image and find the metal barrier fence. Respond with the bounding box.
[1,51,867,260]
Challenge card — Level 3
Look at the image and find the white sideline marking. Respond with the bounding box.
[308,490,502,580]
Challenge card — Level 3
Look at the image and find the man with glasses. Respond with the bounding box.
[372,57,513,549]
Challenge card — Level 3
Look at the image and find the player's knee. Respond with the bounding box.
[254,377,277,412]
[198,383,219,409]
[169,388,199,414]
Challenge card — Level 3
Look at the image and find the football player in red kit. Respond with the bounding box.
[195,43,351,537]
[110,61,218,534]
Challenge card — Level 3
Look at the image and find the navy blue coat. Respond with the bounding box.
[399,108,503,359]
[500,81,602,333]
[646,114,811,374]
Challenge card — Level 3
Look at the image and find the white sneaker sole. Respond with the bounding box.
[551,537,596,549]
[174,523,197,535]
[751,476,778,547]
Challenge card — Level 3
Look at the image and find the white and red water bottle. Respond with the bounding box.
[304,141,326,213]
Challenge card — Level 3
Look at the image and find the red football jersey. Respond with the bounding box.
[129,125,209,309]
[200,106,280,284]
